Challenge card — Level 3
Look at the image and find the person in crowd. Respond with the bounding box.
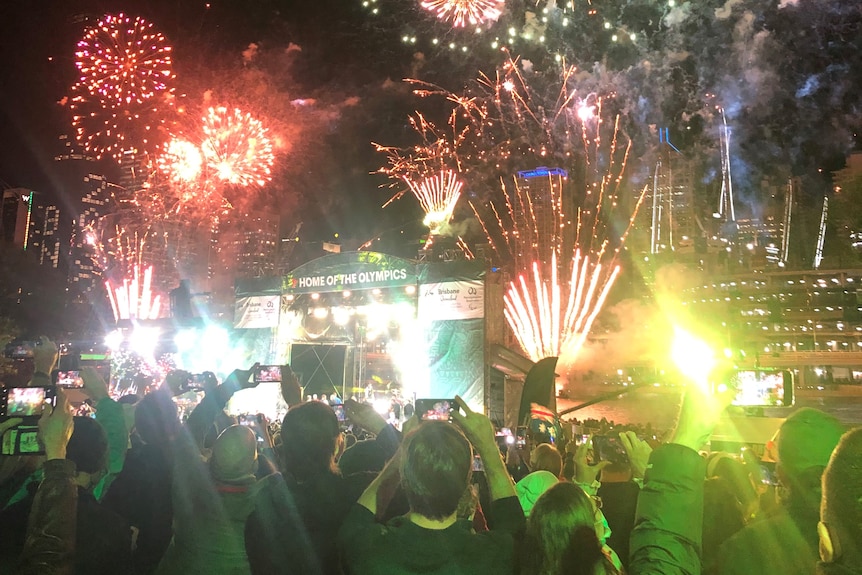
[13,390,74,575]
[705,452,759,522]
[818,427,862,575]
[337,396,526,574]
[516,470,559,517]
[714,408,846,575]
[627,384,734,575]
[156,425,278,575]
[0,415,133,575]
[530,442,563,478]
[101,389,181,574]
[0,337,59,507]
[596,432,646,571]
[702,477,746,572]
[245,399,400,575]
[521,481,622,575]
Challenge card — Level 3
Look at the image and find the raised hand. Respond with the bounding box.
[38,390,74,461]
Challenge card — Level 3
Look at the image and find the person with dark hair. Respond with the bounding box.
[702,477,746,571]
[101,389,180,574]
[245,399,400,575]
[0,416,133,575]
[521,481,621,575]
[715,408,846,575]
[818,427,862,575]
[15,390,75,575]
[337,396,525,574]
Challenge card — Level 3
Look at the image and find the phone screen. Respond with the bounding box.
[55,370,85,389]
[1,425,42,455]
[592,435,630,465]
[416,399,454,421]
[254,365,282,383]
[472,454,484,472]
[516,426,528,447]
[6,387,50,417]
[728,370,792,407]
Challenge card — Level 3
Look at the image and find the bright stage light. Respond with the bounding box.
[104,330,123,350]
[333,307,351,326]
[373,398,391,415]
[312,307,329,319]
[174,329,197,352]
[671,327,716,387]
[130,327,161,359]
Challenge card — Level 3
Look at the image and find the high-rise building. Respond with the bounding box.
[645,135,698,256]
[68,173,115,293]
[511,167,572,272]
[0,188,62,268]
[209,211,280,315]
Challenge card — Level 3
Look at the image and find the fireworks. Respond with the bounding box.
[70,13,175,160]
[201,106,275,187]
[381,56,646,361]
[157,138,203,184]
[399,170,464,231]
[420,0,504,28]
[75,13,174,106]
[106,264,163,321]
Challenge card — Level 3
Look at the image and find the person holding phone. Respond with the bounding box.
[337,396,525,575]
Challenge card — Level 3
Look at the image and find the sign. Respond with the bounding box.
[234,295,280,328]
[418,280,484,321]
[284,251,417,294]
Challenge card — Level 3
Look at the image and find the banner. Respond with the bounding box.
[234,295,280,328]
[284,251,417,294]
[418,280,484,321]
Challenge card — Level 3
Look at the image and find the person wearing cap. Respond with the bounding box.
[714,408,847,575]
[155,425,277,575]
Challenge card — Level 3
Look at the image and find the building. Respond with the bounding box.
[209,211,280,315]
[681,267,862,387]
[510,167,573,273]
[0,188,62,268]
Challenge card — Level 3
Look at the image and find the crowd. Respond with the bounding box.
[0,337,860,575]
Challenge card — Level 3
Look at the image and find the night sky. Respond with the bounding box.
[1,0,861,249]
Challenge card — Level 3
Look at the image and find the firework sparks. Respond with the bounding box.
[402,169,464,231]
[106,264,163,321]
[70,13,175,160]
[382,55,646,361]
[420,0,504,28]
[157,138,203,183]
[201,106,275,187]
[75,13,174,106]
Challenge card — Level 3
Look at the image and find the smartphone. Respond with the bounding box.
[472,454,484,472]
[183,373,209,391]
[759,462,778,486]
[5,342,37,359]
[726,370,794,407]
[415,398,454,421]
[1,424,43,455]
[1,386,57,418]
[52,370,85,389]
[592,435,630,465]
[516,425,528,447]
[333,404,347,422]
[238,414,256,426]
[254,365,282,383]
